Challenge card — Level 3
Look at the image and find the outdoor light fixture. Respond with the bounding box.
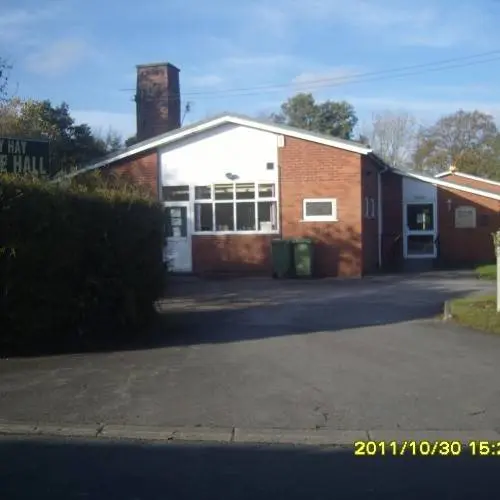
[225,172,239,180]
[447,199,453,211]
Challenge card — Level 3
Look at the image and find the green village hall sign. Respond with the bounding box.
[0,137,50,175]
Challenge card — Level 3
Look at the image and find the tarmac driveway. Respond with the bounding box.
[1,271,499,431]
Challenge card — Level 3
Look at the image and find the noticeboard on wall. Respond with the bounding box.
[455,206,477,228]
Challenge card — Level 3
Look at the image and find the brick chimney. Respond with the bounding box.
[135,62,181,142]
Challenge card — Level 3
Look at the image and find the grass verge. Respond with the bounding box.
[475,264,496,280]
[449,295,500,334]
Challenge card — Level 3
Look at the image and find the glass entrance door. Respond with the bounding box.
[404,202,437,258]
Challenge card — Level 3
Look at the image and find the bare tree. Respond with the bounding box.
[254,111,276,123]
[93,127,124,153]
[0,58,12,101]
[413,109,498,175]
[368,110,417,169]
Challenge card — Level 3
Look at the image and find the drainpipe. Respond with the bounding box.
[377,164,389,269]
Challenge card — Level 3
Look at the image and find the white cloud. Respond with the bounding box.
[346,95,500,125]
[292,67,360,87]
[200,53,296,89]
[72,110,136,139]
[24,38,95,76]
[351,96,500,113]
[418,83,499,95]
[302,0,428,27]
[0,3,68,46]
[243,4,289,39]
[222,54,294,68]
[0,8,42,44]
[242,0,494,49]
[397,6,490,48]
[186,74,225,89]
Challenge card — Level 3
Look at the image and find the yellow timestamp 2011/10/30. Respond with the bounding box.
[354,440,500,457]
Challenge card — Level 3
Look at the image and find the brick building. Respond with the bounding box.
[71,62,500,276]
[380,168,500,272]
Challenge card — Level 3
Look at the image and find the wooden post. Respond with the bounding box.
[497,236,500,313]
[494,231,500,312]
[443,301,452,321]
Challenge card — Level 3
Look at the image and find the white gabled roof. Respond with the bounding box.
[435,169,500,188]
[392,168,500,201]
[67,113,372,178]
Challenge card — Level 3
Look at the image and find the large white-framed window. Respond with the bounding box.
[194,182,278,234]
[302,198,338,222]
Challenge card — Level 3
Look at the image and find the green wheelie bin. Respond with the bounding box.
[271,239,294,278]
[292,239,313,278]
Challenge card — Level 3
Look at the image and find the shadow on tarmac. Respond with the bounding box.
[0,436,497,499]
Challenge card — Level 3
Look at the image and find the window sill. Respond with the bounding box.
[405,254,437,259]
[300,218,338,222]
[193,230,280,236]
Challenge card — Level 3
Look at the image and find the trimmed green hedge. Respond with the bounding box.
[0,172,165,354]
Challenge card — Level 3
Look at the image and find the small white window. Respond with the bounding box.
[370,198,376,219]
[303,198,337,222]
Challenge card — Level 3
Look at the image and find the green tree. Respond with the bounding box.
[271,93,358,140]
[413,110,499,176]
[125,135,138,147]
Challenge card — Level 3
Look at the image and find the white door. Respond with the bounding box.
[164,203,192,272]
[403,202,437,259]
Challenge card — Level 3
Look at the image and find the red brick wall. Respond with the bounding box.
[192,235,274,275]
[279,136,363,277]
[361,156,379,274]
[380,171,403,270]
[437,186,500,265]
[136,64,181,142]
[439,173,500,194]
[102,149,159,199]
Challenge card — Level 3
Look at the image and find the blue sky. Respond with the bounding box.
[3,0,500,140]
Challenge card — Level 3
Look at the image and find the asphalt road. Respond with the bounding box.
[0,273,498,430]
[0,436,498,499]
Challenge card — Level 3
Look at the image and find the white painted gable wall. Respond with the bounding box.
[159,123,279,186]
[402,176,437,202]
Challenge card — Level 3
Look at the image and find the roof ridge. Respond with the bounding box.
[391,167,500,200]
[60,113,371,179]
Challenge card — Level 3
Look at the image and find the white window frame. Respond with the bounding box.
[193,182,279,235]
[403,201,437,259]
[370,198,376,219]
[302,198,338,222]
[364,197,370,218]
